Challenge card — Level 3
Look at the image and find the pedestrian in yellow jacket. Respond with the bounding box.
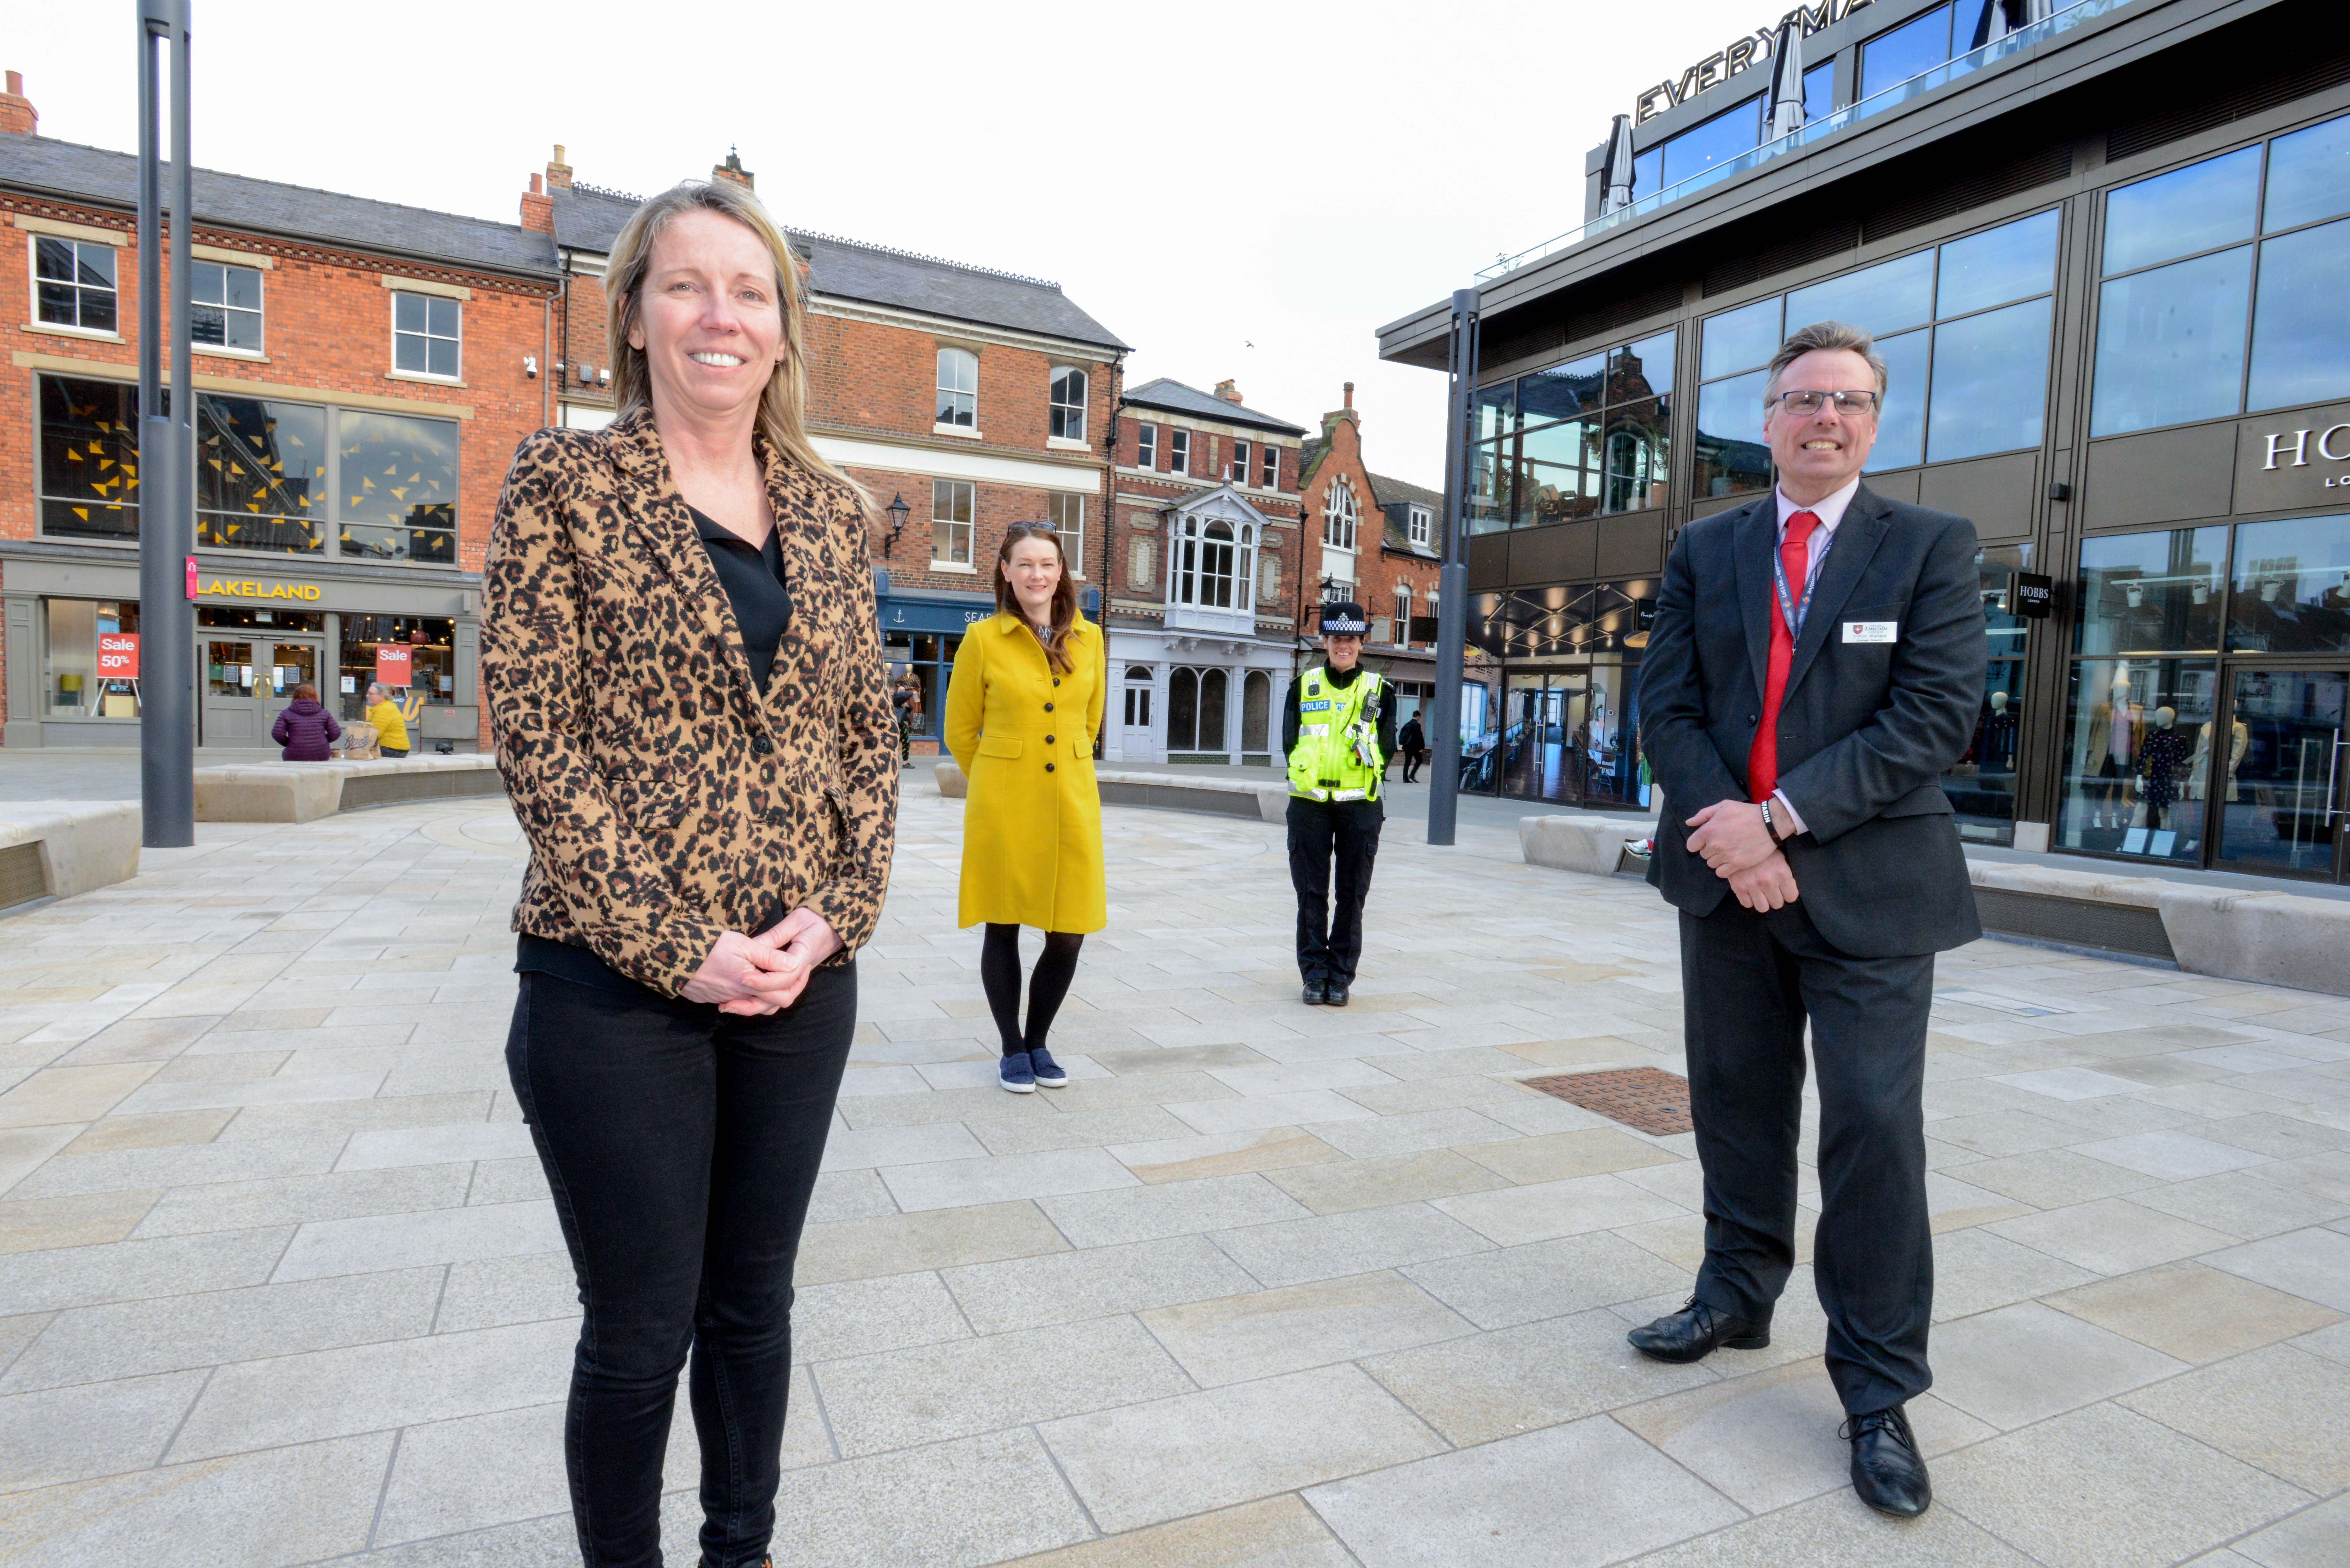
[364,682,411,756]
[944,522,1105,1092]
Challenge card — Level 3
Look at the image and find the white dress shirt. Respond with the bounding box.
[1765,476,1861,837]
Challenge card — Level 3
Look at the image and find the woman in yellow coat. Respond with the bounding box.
[944,521,1106,1092]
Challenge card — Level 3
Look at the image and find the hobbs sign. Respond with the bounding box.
[2262,423,2350,486]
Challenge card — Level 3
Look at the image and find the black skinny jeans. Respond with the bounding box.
[506,964,856,1568]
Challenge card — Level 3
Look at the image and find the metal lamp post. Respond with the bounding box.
[1427,287,1479,846]
[136,0,195,847]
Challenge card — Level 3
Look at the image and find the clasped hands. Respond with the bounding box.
[681,907,842,1015]
[1685,800,1800,912]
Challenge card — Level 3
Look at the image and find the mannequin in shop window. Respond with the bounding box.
[1982,692,2019,779]
[2082,677,2136,828]
[2133,706,2194,832]
[2186,715,2248,808]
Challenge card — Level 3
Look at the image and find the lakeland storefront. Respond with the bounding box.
[1378,0,2350,886]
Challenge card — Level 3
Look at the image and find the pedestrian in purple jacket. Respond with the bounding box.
[271,682,342,762]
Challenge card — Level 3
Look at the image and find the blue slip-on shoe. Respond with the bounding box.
[1028,1045,1068,1088]
[999,1051,1036,1093]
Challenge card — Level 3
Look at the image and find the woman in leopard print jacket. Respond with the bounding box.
[482,178,897,1568]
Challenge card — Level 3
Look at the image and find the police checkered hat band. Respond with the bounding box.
[1319,600,1369,635]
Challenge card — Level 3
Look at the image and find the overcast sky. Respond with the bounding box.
[4,0,1767,482]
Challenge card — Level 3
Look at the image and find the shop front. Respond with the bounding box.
[1,547,480,750]
[1460,579,1657,810]
[877,584,997,749]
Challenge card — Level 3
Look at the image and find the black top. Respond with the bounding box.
[515,502,791,998]
[690,504,792,693]
[1281,661,1399,760]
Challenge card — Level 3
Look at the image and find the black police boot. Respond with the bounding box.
[1325,982,1350,1007]
[1301,981,1328,1005]
[1626,1296,1770,1363]
[1844,1405,1932,1517]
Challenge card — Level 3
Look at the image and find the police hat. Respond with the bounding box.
[1319,600,1369,636]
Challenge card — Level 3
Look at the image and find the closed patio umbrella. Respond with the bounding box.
[1600,113,1636,212]
[1766,21,1806,141]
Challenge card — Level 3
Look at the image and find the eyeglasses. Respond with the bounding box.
[1004,522,1059,538]
[1769,389,1880,417]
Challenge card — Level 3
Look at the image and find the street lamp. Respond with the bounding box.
[137,0,195,848]
[881,493,910,557]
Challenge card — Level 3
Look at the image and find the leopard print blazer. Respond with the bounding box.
[481,409,899,995]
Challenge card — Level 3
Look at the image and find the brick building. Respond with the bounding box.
[1295,382,1444,723]
[0,73,555,750]
[1104,378,1307,765]
[530,149,1128,750]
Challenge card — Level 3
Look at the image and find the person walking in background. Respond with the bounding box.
[1632,321,1986,1519]
[945,522,1106,1094]
[271,682,341,761]
[1398,712,1427,784]
[892,672,920,767]
[364,681,411,758]
[481,177,898,1568]
[1285,600,1395,1007]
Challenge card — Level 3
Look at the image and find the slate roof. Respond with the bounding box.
[0,132,558,277]
[550,185,1128,351]
[1123,377,1306,436]
[1370,472,1442,558]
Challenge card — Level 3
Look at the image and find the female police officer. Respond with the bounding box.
[1284,600,1396,1007]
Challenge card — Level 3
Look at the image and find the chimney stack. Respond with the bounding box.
[0,71,36,139]
[1323,381,1361,438]
[1343,381,1354,410]
[713,148,754,190]
[521,171,554,234]
[545,144,573,190]
[1213,379,1244,404]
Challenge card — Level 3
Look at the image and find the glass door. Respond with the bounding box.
[199,636,325,747]
[2212,667,2350,880]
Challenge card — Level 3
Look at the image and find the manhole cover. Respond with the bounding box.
[1522,1067,1692,1136]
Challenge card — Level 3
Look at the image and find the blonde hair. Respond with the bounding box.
[605,180,866,502]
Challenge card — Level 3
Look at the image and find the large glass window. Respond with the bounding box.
[1802,61,1835,125]
[199,398,326,555]
[338,411,457,563]
[42,599,141,720]
[1459,581,1654,805]
[2227,514,2350,654]
[192,261,263,353]
[337,615,455,719]
[1945,546,2030,843]
[1861,4,1953,99]
[1694,208,2058,492]
[34,237,117,334]
[40,375,454,562]
[1171,514,1255,610]
[1659,96,1763,193]
[1474,330,1672,532]
[1167,667,1228,752]
[2093,114,2350,435]
[391,291,460,379]
[1324,479,1360,550]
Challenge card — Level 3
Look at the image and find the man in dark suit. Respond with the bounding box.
[1631,320,1986,1518]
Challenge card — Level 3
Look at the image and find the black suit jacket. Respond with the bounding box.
[1638,485,1986,957]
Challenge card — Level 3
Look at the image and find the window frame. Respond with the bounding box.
[1230,438,1251,484]
[1393,581,1413,645]
[191,259,265,356]
[389,290,463,382]
[931,478,976,566]
[1408,505,1432,547]
[1168,511,1258,612]
[1169,428,1190,476]
[1049,492,1086,578]
[1324,479,1361,552]
[1260,442,1279,489]
[936,347,979,430]
[1135,423,1157,469]
[1049,366,1087,443]
[31,236,119,336]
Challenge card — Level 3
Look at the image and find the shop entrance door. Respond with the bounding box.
[199,636,326,747]
[2210,667,2350,883]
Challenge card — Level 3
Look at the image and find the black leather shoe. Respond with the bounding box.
[1843,1405,1932,1517]
[1626,1296,1770,1363]
[1302,982,1328,1005]
[1325,983,1350,1006]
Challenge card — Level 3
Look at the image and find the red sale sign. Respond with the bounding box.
[97,633,138,679]
[375,645,413,687]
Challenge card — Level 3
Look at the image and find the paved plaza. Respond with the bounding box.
[0,781,2346,1565]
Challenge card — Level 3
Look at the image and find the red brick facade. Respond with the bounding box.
[1297,385,1442,660]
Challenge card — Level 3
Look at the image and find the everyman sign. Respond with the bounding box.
[1634,0,1876,124]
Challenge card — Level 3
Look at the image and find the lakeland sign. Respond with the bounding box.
[1634,0,1876,124]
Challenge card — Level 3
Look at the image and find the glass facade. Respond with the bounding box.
[1460,581,1656,809]
[2091,111,2350,435]
[1947,546,2031,842]
[1472,333,1672,533]
[1691,208,2059,493]
[39,375,458,563]
[337,616,456,721]
[42,599,141,719]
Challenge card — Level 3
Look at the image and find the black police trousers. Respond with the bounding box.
[1287,795,1383,986]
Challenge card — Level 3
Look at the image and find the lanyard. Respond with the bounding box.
[1770,519,1833,636]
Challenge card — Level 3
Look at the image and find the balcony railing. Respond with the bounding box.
[1476,0,2134,283]
[1163,601,1256,636]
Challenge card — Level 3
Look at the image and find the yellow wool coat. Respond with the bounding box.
[945,612,1106,933]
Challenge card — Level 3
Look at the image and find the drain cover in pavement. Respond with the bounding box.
[1523,1067,1693,1135]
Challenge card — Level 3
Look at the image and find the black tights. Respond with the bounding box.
[981,923,1084,1056]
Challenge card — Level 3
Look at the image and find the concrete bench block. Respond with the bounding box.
[0,801,141,899]
[196,765,344,823]
[1520,813,1655,878]
[933,759,967,798]
[2159,885,2350,998]
[1968,860,2166,909]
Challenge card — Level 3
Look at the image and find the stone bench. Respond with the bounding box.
[195,754,504,824]
[1519,813,1660,877]
[0,800,142,912]
[932,760,1290,823]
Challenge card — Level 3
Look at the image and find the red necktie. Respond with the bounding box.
[1747,509,1821,802]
